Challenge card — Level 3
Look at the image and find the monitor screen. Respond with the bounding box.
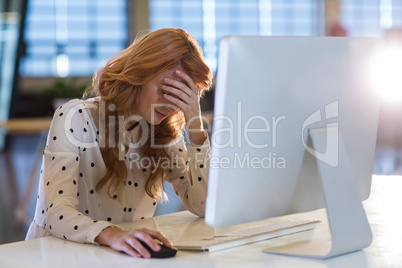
[205,36,381,229]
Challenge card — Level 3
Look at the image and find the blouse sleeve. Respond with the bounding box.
[165,133,210,217]
[43,101,114,244]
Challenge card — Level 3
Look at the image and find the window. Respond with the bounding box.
[340,0,402,37]
[340,0,382,37]
[150,0,318,73]
[20,0,128,77]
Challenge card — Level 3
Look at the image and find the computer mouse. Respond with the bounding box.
[139,241,178,258]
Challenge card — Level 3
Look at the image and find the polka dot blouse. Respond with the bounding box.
[25,99,210,244]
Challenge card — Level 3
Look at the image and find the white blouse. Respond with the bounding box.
[26,99,210,244]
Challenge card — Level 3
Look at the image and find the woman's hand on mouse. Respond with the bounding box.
[95,226,172,258]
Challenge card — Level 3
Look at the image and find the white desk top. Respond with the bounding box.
[1,175,401,268]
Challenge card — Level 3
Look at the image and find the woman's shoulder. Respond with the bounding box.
[54,98,98,114]
[49,98,100,148]
[50,98,99,132]
[52,98,99,122]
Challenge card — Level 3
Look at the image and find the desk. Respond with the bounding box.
[0,175,401,268]
[0,117,52,226]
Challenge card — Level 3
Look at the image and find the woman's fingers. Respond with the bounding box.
[162,85,192,104]
[162,70,202,124]
[124,235,152,258]
[141,228,173,248]
[163,78,195,100]
[97,227,172,259]
[175,70,198,94]
[119,241,142,258]
[132,230,161,251]
[162,73,198,109]
[108,235,144,258]
[163,93,188,111]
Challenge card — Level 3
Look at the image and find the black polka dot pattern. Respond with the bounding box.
[29,99,210,244]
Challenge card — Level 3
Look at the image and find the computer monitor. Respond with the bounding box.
[205,36,381,259]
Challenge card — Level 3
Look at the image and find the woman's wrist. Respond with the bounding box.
[186,115,207,146]
[188,129,207,146]
[95,225,121,246]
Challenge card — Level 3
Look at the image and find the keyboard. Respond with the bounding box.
[174,219,320,252]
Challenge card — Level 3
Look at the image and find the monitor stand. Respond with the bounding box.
[263,127,372,259]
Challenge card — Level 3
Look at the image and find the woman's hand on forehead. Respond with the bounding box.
[162,69,207,145]
[161,70,201,123]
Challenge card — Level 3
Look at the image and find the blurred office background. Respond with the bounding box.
[1,0,402,244]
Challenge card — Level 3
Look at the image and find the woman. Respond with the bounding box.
[26,28,213,258]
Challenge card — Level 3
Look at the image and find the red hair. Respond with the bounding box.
[86,28,212,200]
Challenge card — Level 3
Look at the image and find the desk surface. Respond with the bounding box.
[1,175,401,268]
[0,117,52,134]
